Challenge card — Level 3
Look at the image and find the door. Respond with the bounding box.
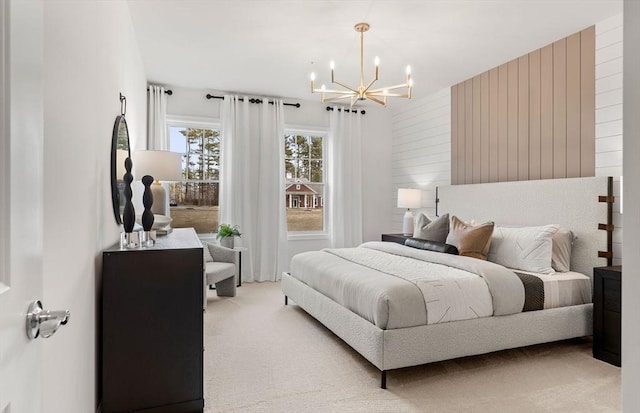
[0,1,45,411]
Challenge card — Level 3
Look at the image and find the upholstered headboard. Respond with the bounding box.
[436,177,611,277]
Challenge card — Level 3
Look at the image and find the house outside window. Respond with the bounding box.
[284,131,326,233]
[168,119,220,233]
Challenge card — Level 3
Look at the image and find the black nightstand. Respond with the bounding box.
[381,233,411,245]
[593,265,621,367]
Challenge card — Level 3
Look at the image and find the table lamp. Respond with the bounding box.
[397,188,421,236]
[133,150,182,216]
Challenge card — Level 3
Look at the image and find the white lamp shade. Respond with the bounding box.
[397,188,421,209]
[133,150,182,182]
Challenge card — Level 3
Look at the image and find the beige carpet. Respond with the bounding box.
[204,282,620,413]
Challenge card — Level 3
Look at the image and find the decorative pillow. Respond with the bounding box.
[552,228,576,272]
[488,225,559,274]
[202,241,214,263]
[445,216,495,260]
[404,238,459,255]
[413,213,449,243]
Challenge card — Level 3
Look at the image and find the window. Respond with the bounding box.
[284,132,325,233]
[168,121,220,233]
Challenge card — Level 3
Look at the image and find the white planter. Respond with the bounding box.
[220,236,234,249]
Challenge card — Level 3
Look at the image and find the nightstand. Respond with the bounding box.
[593,265,621,367]
[381,233,411,245]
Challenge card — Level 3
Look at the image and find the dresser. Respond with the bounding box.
[102,228,204,412]
[593,265,621,367]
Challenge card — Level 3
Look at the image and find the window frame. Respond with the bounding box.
[284,127,329,240]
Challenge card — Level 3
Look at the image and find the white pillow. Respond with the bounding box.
[488,225,559,274]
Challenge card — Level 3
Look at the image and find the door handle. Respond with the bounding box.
[26,300,70,340]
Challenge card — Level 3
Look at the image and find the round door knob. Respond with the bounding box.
[26,300,70,340]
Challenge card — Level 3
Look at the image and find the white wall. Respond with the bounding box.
[623,3,640,411]
[164,86,393,264]
[42,1,147,412]
[595,14,624,265]
[390,17,623,266]
[390,89,451,231]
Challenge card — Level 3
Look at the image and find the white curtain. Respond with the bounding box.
[219,96,288,282]
[147,85,168,150]
[328,108,363,248]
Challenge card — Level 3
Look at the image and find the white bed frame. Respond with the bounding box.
[282,176,612,388]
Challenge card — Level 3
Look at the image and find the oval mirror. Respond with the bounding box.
[111,115,130,225]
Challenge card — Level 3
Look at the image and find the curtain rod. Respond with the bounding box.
[205,94,301,108]
[146,87,173,95]
[326,106,366,115]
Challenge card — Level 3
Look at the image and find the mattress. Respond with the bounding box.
[290,243,591,331]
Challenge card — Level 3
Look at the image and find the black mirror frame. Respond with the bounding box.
[110,115,131,225]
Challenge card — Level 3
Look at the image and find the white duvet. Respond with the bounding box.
[326,247,493,324]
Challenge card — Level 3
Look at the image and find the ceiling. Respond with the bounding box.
[127,0,622,107]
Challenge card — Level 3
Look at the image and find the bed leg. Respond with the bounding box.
[381,370,387,389]
[285,295,288,306]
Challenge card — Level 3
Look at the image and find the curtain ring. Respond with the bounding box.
[120,93,126,116]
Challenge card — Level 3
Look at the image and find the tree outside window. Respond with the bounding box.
[169,125,220,233]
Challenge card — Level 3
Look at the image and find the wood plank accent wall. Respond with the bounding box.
[451,26,595,184]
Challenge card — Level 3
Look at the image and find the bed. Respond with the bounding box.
[281,176,613,388]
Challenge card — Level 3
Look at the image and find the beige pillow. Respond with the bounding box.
[552,228,576,272]
[445,216,495,260]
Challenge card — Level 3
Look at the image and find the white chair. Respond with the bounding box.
[203,242,236,297]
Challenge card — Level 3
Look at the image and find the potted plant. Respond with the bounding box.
[217,223,241,248]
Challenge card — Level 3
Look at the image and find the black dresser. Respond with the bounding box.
[593,265,621,367]
[102,228,204,412]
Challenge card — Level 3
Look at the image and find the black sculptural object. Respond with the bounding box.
[122,157,135,234]
[141,175,155,231]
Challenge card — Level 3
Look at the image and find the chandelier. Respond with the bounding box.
[310,22,412,107]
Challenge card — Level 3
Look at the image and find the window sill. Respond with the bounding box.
[287,232,329,241]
